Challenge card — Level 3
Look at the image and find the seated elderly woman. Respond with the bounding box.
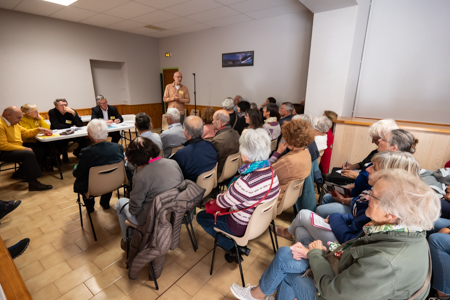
[201,107,217,139]
[196,128,280,263]
[231,169,440,300]
[116,137,183,250]
[262,103,281,140]
[340,118,398,180]
[243,108,263,133]
[276,151,421,246]
[270,119,313,207]
[312,116,332,152]
[321,128,419,206]
[18,103,52,171]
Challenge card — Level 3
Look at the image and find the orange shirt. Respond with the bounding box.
[163,82,190,114]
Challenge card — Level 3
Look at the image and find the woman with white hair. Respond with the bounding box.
[341,119,398,179]
[312,116,332,152]
[231,168,440,300]
[222,97,238,129]
[19,103,52,171]
[197,128,280,263]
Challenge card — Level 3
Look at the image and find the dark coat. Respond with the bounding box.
[48,108,83,129]
[211,127,240,179]
[279,114,293,127]
[73,141,124,194]
[91,105,123,123]
[172,137,217,182]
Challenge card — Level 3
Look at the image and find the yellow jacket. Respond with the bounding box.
[0,118,40,151]
[19,114,49,143]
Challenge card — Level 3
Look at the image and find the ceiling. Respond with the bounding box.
[0,0,309,38]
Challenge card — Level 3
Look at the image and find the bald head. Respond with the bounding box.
[2,106,23,125]
[213,109,230,130]
[173,72,182,85]
[234,95,242,105]
[184,116,204,139]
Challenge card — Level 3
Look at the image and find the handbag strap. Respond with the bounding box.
[407,244,432,300]
[214,166,274,224]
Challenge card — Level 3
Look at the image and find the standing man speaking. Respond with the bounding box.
[163,72,190,125]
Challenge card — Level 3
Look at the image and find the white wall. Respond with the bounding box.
[354,0,450,124]
[0,9,161,113]
[304,5,359,118]
[158,11,313,107]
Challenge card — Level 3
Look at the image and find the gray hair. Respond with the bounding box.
[312,116,332,133]
[388,129,418,154]
[293,114,312,126]
[222,97,235,110]
[87,119,108,141]
[166,108,180,123]
[53,98,67,106]
[96,94,106,104]
[250,102,258,110]
[369,119,398,139]
[282,102,294,114]
[215,110,230,125]
[184,116,204,138]
[371,169,440,230]
[239,128,271,162]
[372,151,420,177]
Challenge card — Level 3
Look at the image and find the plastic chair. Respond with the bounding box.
[210,198,278,286]
[77,161,128,241]
[161,114,169,132]
[217,152,241,189]
[125,220,159,290]
[0,161,18,175]
[268,179,305,253]
[120,114,136,146]
[196,163,218,199]
[170,145,184,156]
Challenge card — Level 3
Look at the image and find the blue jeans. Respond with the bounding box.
[315,202,351,218]
[433,218,450,232]
[259,247,316,300]
[116,197,138,241]
[429,232,450,295]
[196,211,236,250]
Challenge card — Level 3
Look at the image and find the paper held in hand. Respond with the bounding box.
[311,212,332,231]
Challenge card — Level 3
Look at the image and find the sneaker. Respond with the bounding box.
[29,181,53,191]
[0,200,21,219]
[8,238,30,259]
[230,283,258,300]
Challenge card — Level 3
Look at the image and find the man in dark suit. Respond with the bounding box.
[73,119,124,212]
[91,95,123,143]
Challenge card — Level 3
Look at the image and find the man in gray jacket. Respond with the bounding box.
[160,108,187,158]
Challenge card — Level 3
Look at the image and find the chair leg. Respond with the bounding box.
[268,223,277,254]
[188,216,198,250]
[272,220,279,250]
[235,242,245,287]
[149,262,159,290]
[86,206,97,241]
[77,194,83,227]
[184,214,197,252]
[210,233,219,275]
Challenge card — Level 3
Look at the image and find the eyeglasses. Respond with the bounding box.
[367,191,381,201]
[380,137,389,143]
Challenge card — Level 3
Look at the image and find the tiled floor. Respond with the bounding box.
[0,139,299,300]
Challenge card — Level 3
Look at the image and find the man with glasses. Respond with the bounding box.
[163,72,190,124]
[91,95,123,143]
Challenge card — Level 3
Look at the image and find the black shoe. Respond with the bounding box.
[100,199,110,210]
[62,153,69,164]
[28,181,53,191]
[84,197,95,213]
[225,252,243,264]
[8,238,30,259]
[0,200,21,220]
[120,239,126,251]
[11,171,26,181]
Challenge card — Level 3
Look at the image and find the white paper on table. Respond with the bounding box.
[336,170,360,174]
[311,212,332,231]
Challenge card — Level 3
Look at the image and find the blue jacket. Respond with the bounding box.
[328,190,371,243]
[351,163,372,197]
[294,159,322,213]
[172,137,217,182]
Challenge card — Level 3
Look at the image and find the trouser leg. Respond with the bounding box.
[0,150,42,181]
[109,132,121,144]
[196,211,235,250]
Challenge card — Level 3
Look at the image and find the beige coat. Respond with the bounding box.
[163,82,190,114]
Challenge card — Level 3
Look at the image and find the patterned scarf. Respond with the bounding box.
[264,117,277,124]
[228,159,271,187]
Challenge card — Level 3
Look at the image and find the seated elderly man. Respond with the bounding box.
[134,112,162,150]
[48,98,88,161]
[0,106,53,191]
[160,108,187,157]
[222,97,237,130]
[211,109,240,180]
[172,116,217,182]
[73,119,124,212]
[279,102,294,126]
[91,95,123,143]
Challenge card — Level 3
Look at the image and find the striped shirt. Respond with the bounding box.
[217,167,280,236]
